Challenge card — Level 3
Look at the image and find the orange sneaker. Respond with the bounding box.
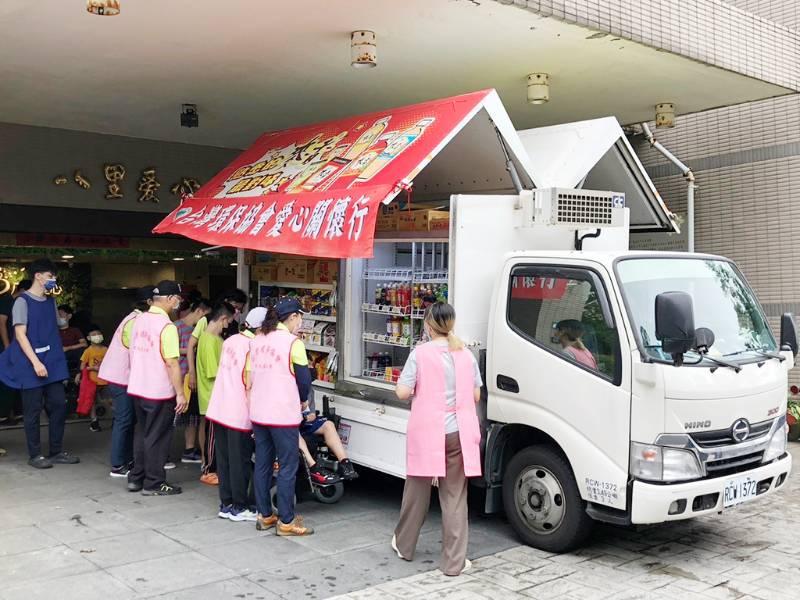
[256,513,278,531]
[277,517,314,536]
[200,472,219,486]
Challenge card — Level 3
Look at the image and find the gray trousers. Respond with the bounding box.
[394,432,468,576]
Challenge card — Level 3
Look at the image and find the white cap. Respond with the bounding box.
[245,307,268,329]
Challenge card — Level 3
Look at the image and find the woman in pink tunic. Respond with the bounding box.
[556,319,598,370]
[392,302,483,576]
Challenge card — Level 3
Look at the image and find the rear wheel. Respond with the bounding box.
[502,445,593,553]
[313,482,344,504]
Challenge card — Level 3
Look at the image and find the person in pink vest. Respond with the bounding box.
[248,297,314,536]
[206,307,267,523]
[392,302,483,576]
[99,286,154,478]
[126,280,189,496]
[556,319,598,370]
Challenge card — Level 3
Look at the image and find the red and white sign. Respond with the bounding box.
[511,276,568,300]
[154,90,496,257]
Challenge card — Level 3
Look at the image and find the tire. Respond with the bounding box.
[270,485,296,510]
[313,482,344,504]
[502,445,593,553]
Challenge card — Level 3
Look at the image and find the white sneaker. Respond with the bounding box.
[228,507,258,522]
[164,462,176,470]
[462,559,472,574]
[391,535,408,560]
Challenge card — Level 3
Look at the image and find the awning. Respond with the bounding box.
[516,117,679,233]
[154,89,527,258]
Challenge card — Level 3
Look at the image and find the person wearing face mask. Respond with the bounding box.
[126,280,188,496]
[57,305,88,373]
[0,259,80,468]
[75,326,108,432]
[249,297,314,536]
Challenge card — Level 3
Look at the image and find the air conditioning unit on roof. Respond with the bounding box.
[531,188,627,228]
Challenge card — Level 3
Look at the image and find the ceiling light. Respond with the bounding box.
[230,262,238,267]
[527,73,550,105]
[655,103,675,128]
[151,260,159,264]
[193,254,202,259]
[61,255,74,259]
[351,31,377,69]
[86,1,120,16]
[173,257,185,262]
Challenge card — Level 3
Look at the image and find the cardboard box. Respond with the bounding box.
[313,260,339,284]
[251,263,278,282]
[397,209,450,232]
[276,259,312,283]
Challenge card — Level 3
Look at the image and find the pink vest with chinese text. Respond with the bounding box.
[405,342,482,478]
[98,310,139,387]
[127,311,176,401]
[206,333,252,432]
[249,329,302,427]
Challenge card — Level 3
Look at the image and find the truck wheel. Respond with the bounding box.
[502,445,593,553]
[313,482,344,504]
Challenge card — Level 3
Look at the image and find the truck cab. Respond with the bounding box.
[483,250,794,551]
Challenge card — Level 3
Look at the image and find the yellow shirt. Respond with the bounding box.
[124,306,180,359]
[246,323,307,373]
[191,316,208,340]
[80,345,108,385]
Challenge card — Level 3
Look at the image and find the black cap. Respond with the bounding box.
[152,280,182,296]
[136,286,155,302]
[275,297,307,320]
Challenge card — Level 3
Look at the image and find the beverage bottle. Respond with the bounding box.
[380,284,387,306]
[391,317,401,338]
[386,317,393,336]
[356,117,436,183]
[374,283,382,306]
[344,117,390,161]
[402,318,411,339]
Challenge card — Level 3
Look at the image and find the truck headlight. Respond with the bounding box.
[630,442,703,482]
[762,426,787,463]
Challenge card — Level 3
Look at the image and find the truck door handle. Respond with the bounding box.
[497,374,519,393]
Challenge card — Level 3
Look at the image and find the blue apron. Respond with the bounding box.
[0,294,68,390]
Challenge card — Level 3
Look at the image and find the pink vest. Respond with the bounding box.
[567,346,597,370]
[406,342,482,478]
[249,329,302,427]
[98,310,139,387]
[127,311,176,401]
[206,333,252,432]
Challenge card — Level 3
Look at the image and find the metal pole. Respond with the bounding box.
[236,248,249,292]
[687,178,695,253]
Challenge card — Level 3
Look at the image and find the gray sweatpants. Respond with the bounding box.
[394,432,469,576]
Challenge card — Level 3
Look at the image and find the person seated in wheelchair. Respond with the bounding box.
[299,403,358,482]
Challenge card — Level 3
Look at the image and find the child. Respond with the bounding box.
[75,327,108,432]
[196,302,236,485]
[205,307,266,522]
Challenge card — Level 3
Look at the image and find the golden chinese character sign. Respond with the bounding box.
[154,89,493,258]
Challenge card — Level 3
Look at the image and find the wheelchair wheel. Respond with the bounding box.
[312,481,344,504]
[270,485,296,510]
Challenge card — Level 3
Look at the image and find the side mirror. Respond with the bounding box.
[655,291,695,362]
[780,313,798,356]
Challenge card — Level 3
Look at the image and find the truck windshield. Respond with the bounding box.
[617,257,776,362]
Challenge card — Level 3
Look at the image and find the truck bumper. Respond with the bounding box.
[630,453,792,524]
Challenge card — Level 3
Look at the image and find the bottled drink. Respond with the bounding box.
[386,317,393,336]
[401,318,411,339]
[374,283,382,306]
[391,317,402,338]
[356,118,436,183]
[380,283,388,306]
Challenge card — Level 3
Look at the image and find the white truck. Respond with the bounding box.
[312,106,794,552]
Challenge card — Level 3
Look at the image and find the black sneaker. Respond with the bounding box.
[28,455,53,469]
[110,465,130,478]
[338,459,359,480]
[49,452,80,464]
[141,483,182,496]
[127,480,143,492]
[181,449,202,464]
[309,464,341,485]
[89,420,102,433]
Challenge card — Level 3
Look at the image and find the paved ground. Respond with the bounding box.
[0,420,798,600]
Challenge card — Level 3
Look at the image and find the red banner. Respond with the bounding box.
[511,276,568,300]
[153,90,494,257]
[155,186,387,259]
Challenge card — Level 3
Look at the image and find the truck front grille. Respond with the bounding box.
[704,451,765,478]
[690,419,772,448]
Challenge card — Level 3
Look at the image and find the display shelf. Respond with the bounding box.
[312,380,336,389]
[260,281,335,291]
[361,303,424,319]
[363,268,413,281]
[362,332,413,348]
[414,270,449,283]
[361,369,399,384]
[305,343,336,353]
[305,315,337,323]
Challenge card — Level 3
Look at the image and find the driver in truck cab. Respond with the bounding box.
[556,319,597,370]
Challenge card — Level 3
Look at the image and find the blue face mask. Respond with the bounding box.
[44,278,58,292]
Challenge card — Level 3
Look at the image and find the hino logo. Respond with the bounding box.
[731,418,751,443]
[684,420,711,430]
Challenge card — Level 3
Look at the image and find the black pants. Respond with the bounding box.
[21,382,66,459]
[216,423,254,508]
[203,417,218,475]
[129,397,175,490]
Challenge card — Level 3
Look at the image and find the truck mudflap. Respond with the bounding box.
[630,453,792,524]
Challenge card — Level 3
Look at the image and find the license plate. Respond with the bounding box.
[722,475,758,508]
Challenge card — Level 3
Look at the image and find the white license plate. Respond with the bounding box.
[722,475,758,508]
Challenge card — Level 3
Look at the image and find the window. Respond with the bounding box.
[507,266,620,381]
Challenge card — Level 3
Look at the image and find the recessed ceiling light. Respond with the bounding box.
[173,257,185,262]
[230,262,238,267]
[193,254,202,259]
[62,255,74,259]
[151,260,159,264]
